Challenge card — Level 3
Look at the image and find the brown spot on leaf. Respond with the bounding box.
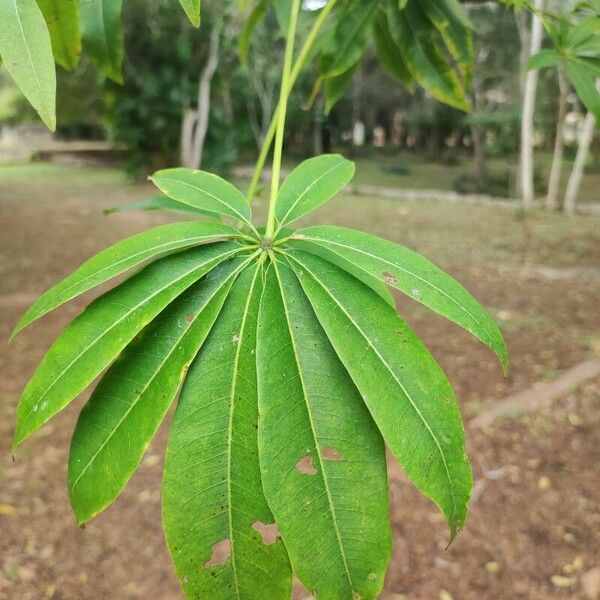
[252,521,279,545]
[185,314,194,323]
[382,271,396,285]
[321,447,343,461]
[203,539,231,568]
[296,455,317,475]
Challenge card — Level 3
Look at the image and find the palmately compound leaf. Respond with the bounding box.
[80,0,124,84]
[151,168,254,228]
[12,222,245,338]
[36,0,81,71]
[14,242,242,447]
[289,225,508,372]
[0,0,56,130]
[163,261,292,600]
[256,259,391,598]
[68,256,255,524]
[275,154,355,228]
[286,250,473,540]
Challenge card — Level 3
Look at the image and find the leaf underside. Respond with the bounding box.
[13,158,507,599]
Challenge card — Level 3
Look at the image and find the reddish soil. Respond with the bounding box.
[1,165,599,599]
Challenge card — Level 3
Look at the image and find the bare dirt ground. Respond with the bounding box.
[1,164,599,600]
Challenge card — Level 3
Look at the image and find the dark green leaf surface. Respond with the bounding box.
[319,0,378,79]
[68,257,251,524]
[256,259,391,598]
[13,222,243,337]
[374,13,415,91]
[14,242,241,447]
[286,250,473,539]
[80,0,124,83]
[387,0,470,111]
[178,0,201,27]
[37,0,81,71]
[163,262,292,600]
[290,225,508,371]
[275,154,355,228]
[0,0,56,130]
[151,168,254,227]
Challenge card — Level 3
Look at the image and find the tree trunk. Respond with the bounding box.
[519,0,544,210]
[546,72,568,210]
[564,111,597,215]
[180,27,221,169]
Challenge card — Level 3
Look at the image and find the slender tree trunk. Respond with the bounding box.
[546,72,568,210]
[520,0,544,209]
[180,27,221,169]
[564,111,597,215]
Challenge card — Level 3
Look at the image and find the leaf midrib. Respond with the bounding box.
[286,252,459,529]
[22,247,240,423]
[273,259,356,595]
[225,262,261,599]
[69,256,254,498]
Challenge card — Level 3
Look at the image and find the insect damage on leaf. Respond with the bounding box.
[203,539,231,568]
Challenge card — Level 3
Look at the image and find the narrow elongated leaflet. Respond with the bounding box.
[289,225,508,371]
[178,0,200,27]
[163,262,292,599]
[68,257,252,524]
[386,0,469,111]
[151,168,253,227]
[0,0,56,130]
[104,195,217,217]
[256,259,391,598]
[274,154,355,228]
[36,0,81,71]
[14,242,241,447]
[374,13,415,91]
[12,222,244,338]
[287,250,473,539]
[80,0,124,83]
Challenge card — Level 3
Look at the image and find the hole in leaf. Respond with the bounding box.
[382,271,396,285]
[296,455,317,475]
[203,538,231,568]
[252,521,279,545]
[321,447,343,461]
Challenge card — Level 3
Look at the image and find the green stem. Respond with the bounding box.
[264,0,302,238]
[246,0,338,206]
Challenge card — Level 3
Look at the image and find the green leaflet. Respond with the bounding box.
[386,0,470,111]
[163,262,292,600]
[151,168,254,228]
[319,0,378,80]
[567,62,600,120]
[68,256,251,525]
[420,0,474,88]
[12,221,244,338]
[239,0,270,64]
[289,225,508,372]
[0,0,56,130]
[323,62,359,114]
[103,194,218,217]
[257,259,391,598]
[13,242,241,447]
[286,250,473,540]
[275,154,355,228]
[178,0,201,27]
[37,0,81,71]
[80,0,124,84]
[373,13,415,91]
